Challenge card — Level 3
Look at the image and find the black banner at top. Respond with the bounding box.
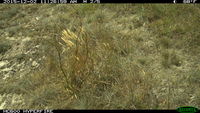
[0,0,199,3]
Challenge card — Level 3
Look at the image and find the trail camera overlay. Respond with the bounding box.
[0,4,200,110]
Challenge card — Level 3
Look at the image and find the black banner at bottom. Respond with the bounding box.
[0,110,184,113]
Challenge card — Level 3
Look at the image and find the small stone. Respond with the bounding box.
[36,17,40,20]
[0,61,9,68]
[35,45,40,48]
[32,61,38,67]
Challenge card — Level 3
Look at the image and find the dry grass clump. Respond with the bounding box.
[45,14,159,108]
[18,19,156,109]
